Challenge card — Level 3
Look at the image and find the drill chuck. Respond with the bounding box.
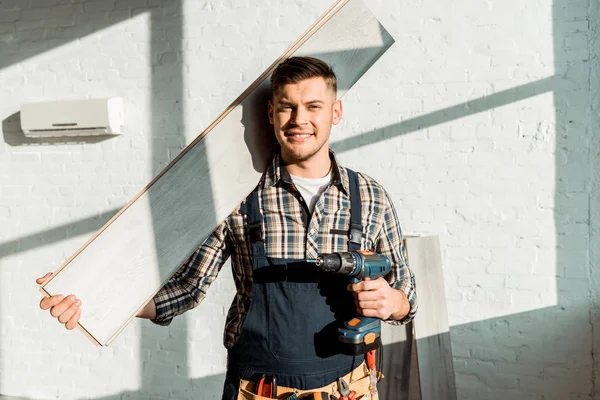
[315,251,392,282]
[315,252,357,275]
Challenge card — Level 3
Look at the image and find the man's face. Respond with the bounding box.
[268,77,342,165]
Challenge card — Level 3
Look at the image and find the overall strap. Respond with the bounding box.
[346,169,363,252]
[243,188,267,260]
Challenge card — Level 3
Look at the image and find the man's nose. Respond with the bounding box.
[291,107,309,125]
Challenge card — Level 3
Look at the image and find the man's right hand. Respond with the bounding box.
[36,272,82,330]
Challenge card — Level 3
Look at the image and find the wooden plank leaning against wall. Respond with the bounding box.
[380,236,457,400]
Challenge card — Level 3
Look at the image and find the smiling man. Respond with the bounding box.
[269,69,339,177]
[38,57,417,400]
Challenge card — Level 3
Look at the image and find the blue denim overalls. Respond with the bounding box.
[222,169,364,399]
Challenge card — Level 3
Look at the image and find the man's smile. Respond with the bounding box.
[285,130,314,140]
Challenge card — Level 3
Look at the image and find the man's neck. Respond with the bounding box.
[283,151,332,179]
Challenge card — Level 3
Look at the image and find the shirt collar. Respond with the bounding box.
[262,150,348,194]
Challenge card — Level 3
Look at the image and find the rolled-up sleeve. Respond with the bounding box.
[152,220,231,326]
[376,190,418,325]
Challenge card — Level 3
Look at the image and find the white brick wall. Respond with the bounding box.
[0,0,597,399]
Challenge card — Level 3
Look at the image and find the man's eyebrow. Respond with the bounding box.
[276,99,325,105]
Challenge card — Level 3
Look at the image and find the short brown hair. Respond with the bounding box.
[270,56,337,96]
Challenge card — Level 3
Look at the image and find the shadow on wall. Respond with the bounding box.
[1,48,589,400]
[143,1,191,398]
[59,338,418,400]
[0,0,141,147]
[334,2,595,399]
[1,111,115,146]
[90,373,227,400]
[0,0,596,399]
[0,208,120,261]
[0,0,192,398]
[0,1,136,71]
[241,82,279,172]
[331,76,557,154]
[0,1,147,396]
[448,1,596,397]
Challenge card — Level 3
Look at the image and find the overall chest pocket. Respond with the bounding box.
[321,209,378,252]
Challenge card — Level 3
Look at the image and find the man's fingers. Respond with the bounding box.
[348,279,385,292]
[357,302,390,319]
[355,290,382,302]
[49,295,76,317]
[58,300,82,324]
[363,277,388,290]
[36,272,53,285]
[39,288,83,330]
[358,300,382,309]
[348,282,365,292]
[65,309,81,330]
[356,307,378,318]
[39,294,65,310]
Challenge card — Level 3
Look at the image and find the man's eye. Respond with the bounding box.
[309,105,321,110]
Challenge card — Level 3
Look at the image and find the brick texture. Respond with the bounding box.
[0,0,597,399]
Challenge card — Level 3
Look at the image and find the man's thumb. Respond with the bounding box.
[36,272,53,285]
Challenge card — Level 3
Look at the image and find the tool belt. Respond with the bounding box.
[236,362,373,400]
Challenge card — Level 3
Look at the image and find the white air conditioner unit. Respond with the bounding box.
[20,97,124,138]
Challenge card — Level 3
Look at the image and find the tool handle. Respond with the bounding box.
[257,375,277,398]
[366,349,377,371]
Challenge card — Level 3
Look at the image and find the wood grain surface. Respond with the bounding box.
[380,322,419,400]
[40,0,395,346]
[405,236,457,400]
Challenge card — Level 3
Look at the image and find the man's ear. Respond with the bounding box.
[332,99,342,125]
[268,100,274,125]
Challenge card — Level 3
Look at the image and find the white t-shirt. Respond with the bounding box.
[290,173,332,214]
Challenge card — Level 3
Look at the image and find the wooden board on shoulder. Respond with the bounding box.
[40,0,395,346]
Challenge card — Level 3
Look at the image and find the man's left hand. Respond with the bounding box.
[347,277,408,321]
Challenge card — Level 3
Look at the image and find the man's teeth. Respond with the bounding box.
[291,134,311,138]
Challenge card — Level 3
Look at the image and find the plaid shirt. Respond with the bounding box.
[153,151,418,349]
